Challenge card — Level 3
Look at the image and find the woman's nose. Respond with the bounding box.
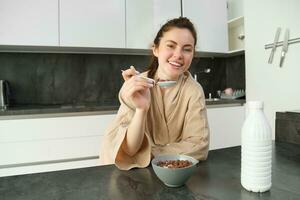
[173,48,183,59]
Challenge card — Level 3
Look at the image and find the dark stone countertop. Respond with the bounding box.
[0,104,120,116]
[0,99,245,118]
[0,141,299,200]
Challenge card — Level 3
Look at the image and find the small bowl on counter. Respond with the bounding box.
[151,154,199,187]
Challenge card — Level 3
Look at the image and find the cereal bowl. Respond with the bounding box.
[151,154,199,187]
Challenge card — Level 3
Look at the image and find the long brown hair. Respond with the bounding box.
[147,17,197,79]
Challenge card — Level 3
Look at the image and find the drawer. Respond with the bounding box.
[0,135,102,166]
[0,114,115,142]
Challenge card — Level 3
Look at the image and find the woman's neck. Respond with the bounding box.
[156,68,179,81]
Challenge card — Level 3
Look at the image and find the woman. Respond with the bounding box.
[100,17,209,170]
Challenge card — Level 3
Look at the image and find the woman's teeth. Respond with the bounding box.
[169,61,182,67]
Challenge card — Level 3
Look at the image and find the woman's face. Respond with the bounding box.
[153,27,195,80]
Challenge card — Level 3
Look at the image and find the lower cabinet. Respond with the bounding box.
[207,106,245,150]
[0,114,116,177]
[0,106,245,176]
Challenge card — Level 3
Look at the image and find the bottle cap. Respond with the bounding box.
[247,101,263,109]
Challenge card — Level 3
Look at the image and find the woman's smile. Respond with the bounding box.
[168,61,183,68]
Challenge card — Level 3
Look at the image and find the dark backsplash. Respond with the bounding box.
[0,53,245,107]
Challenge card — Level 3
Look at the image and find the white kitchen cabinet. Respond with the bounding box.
[182,0,228,53]
[152,0,181,35]
[59,0,125,48]
[126,0,153,49]
[0,114,116,177]
[126,0,181,49]
[207,106,245,150]
[0,0,59,46]
[227,0,244,21]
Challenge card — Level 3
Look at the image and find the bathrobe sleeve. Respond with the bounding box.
[152,86,209,160]
[99,93,151,170]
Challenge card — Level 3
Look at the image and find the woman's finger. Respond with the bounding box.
[122,66,140,81]
[125,82,152,97]
[127,76,153,88]
[127,85,149,97]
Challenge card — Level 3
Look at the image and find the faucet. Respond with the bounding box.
[196,68,211,74]
[193,68,211,82]
[201,68,211,73]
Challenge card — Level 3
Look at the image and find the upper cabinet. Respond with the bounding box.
[59,0,125,48]
[0,0,59,46]
[152,0,181,34]
[0,0,231,53]
[182,0,228,53]
[227,0,243,21]
[126,0,181,49]
[126,0,154,49]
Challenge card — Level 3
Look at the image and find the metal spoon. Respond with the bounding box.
[138,76,177,88]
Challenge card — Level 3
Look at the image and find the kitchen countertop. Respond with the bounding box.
[0,99,245,120]
[0,141,299,200]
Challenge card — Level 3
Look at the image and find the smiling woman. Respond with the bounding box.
[100,17,209,170]
[152,28,195,80]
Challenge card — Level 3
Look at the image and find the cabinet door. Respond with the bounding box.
[227,0,244,20]
[0,114,116,166]
[126,0,181,49]
[182,0,228,53]
[0,114,116,177]
[60,0,125,48]
[126,0,153,49]
[0,0,59,46]
[207,106,245,150]
[152,0,181,36]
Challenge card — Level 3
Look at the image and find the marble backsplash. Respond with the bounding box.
[0,53,245,107]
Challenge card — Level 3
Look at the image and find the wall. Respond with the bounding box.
[0,53,245,107]
[244,0,300,138]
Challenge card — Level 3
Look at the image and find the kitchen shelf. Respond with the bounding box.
[228,16,245,52]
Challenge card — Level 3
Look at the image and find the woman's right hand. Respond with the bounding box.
[120,66,153,111]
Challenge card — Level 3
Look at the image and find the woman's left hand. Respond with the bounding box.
[122,66,139,81]
[120,66,152,111]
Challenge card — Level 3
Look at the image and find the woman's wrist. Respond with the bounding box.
[135,107,149,114]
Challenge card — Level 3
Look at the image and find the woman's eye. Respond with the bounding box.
[183,48,192,52]
[167,44,174,48]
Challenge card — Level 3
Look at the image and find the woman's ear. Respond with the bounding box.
[152,45,158,57]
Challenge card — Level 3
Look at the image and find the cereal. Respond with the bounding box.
[156,160,192,168]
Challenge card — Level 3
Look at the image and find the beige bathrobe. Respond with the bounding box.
[99,71,209,170]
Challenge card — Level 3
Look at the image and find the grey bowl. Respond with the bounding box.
[151,154,199,187]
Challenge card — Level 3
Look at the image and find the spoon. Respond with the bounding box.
[121,69,177,87]
[138,76,177,88]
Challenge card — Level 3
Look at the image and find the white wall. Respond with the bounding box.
[227,0,244,20]
[244,0,300,138]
